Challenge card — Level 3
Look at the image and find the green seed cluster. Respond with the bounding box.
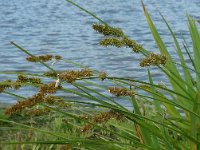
[123,37,142,53]
[100,38,124,48]
[0,80,12,93]
[140,53,167,67]
[99,72,107,81]
[92,24,124,37]
[93,24,142,53]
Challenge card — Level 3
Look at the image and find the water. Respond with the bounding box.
[0,0,199,103]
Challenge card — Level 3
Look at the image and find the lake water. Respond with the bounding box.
[0,0,200,104]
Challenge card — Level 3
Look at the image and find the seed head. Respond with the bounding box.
[93,110,123,123]
[59,69,93,83]
[99,38,124,48]
[12,82,22,90]
[108,86,135,97]
[140,53,167,67]
[92,24,124,37]
[55,55,62,60]
[39,82,58,94]
[16,75,41,84]
[0,80,12,93]
[43,71,58,77]
[5,93,45,116]
[26,54,53,62]
[99,72,107,81]
[122,37,142,53]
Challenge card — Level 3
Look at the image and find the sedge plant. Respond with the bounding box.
[0,1,200,149]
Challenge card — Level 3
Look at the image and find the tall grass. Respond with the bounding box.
[0,1,200,149]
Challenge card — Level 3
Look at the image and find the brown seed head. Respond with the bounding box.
[140,53,167,67]
[55,55,62,60]
[93,110,123,123]
[16,75,41,84]
[26,54,53,62]
[108,86,135,97]
[59,69,93,83]
[5,93,45,116]
[39,82,58,94]
[44,95,56,104]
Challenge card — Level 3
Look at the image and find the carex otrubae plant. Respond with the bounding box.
[1,1,200,150]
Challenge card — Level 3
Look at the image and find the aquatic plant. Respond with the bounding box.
[0,0,200,149]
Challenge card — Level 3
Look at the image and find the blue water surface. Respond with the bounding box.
[0,0,199,103]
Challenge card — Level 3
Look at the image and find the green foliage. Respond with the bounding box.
[1,1,200,150]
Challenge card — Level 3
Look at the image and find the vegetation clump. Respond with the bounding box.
[0,1,200,150]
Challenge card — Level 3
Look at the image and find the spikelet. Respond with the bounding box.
[93,24,142,53]
[43,95,63,105]
[99,72,107,81]
[140,53,167,67]
[26,54,53,62]
[92,24,124,37]
[43,71,58,77]
[16,75,41,84]
[59,70,78,83]
[54,55,62,60]
[59,69,93,83]
[80,110,123,133]
[122,37,142,53]
[108,86,135,97]
[5,93,45,115]
[0,80,12,93]
[79,68,93,77]
[44,95,56,104]
[39,82,58,94]
[93,110,123,124]
[99,38,124,48]
[12,82,22,90]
